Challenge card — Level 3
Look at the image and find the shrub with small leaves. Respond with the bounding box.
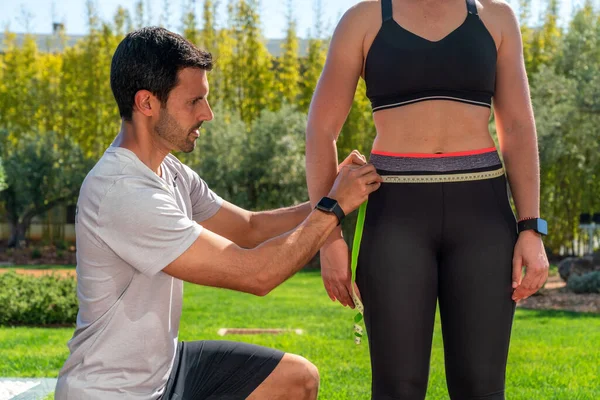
[31,247,42,259]
[567,271,600,294]
[55,240,69,251]
[0,271,78,325]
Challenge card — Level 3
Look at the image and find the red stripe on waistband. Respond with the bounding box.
[371,147,497,158]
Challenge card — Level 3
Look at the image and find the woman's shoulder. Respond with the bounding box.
[336,0,382,29]
[478,0,521,50]
[478,0,518,24]
[331,0,385,49]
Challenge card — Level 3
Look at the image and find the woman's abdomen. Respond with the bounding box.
[371,100,495,154]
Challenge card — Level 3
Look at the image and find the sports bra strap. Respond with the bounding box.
[382,0,393,23]
[466,0,478,15]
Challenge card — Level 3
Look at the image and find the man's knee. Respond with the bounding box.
[302,357,320,395]
[249,353,319,400]
[282,354,320,399]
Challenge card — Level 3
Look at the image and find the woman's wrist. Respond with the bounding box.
[517,216,539,223]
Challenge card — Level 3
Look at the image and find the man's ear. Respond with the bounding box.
[133,90,155,117]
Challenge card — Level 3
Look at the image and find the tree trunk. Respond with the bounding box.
[8,220,28,248]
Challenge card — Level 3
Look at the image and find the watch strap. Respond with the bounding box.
[517,218,548,236]
[330,202,345,225]
[316,197,345,225]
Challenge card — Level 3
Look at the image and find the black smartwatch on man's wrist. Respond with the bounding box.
[315,197,345,226]
[517,217,548,236]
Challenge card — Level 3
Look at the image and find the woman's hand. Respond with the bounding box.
[338,150,367,170]
[320,238,361,308]
[511,231,549,301]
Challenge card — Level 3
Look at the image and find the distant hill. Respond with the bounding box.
[0,32,312,57]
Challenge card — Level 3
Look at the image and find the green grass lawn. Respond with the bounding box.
[1,270,598,399]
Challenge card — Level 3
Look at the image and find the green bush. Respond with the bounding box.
[31,247,42,259]
[54,240,68,251]
[567,271,600,294]
[0,272,78,325]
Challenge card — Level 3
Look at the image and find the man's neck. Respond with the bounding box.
[113,120,170,176]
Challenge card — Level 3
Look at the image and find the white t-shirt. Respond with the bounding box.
[55,147,223,399]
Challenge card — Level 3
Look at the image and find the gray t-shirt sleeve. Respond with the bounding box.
[183,165,223,222]
[98,185,202,276]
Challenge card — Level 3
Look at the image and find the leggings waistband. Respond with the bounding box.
[370,147,503,182]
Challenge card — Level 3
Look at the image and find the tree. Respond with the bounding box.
[228,0,276,124]
[0,33,41,142]
[298,38,326,113]
[242,106,308,209]
[531,3,600,253]
[114,6,132,37]
[275,0,301,109]
[182,0,199,45]
[298,0,327,112]
[200,0,218,50]
[60,20,121,160]
[0,131,93,247]
[518,0,536,76]
[527,0,562,77]
[183,105,307,210]
[0,157,6,192]
[134,0,145,29]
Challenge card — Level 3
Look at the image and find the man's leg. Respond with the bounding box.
[247,353,319,400]
[163,340,317,400]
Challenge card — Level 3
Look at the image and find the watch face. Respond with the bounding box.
[318,197,337,211]
[537,219,548,235]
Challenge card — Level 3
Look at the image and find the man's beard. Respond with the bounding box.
[154,108,199,153]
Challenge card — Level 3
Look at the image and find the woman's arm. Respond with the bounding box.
[305,3,373,307]
[492,1,549,301]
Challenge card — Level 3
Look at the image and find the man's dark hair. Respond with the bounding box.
[110,27,213,121]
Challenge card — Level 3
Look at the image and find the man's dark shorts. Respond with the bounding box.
[162,340,284,400]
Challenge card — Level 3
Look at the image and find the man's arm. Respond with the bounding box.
[200,152,367,248]
[199,201,311,249]
[164,163,382,296]
[165,209,337,296]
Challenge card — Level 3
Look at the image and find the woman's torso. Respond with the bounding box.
[360,0,503,154]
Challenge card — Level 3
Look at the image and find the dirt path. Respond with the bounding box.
[518,275,600,314]
[0,268,76,278]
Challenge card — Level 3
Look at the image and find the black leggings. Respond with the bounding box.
[355,148,518,400]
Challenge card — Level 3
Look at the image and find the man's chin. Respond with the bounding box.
[180,142,196,154]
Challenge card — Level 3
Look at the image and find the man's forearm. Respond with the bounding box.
[501,127,541,221]
[248,209,339,295]
[250,202,312,244]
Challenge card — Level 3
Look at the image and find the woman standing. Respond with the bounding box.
[305,0,549,399]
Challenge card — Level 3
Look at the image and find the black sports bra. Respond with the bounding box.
[364,0,497,112]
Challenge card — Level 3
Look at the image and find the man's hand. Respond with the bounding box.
[328,161,381,216]
[512,230,549,301]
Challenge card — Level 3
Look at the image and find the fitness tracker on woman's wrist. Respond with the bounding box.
[315,197,345,225]
[517,218,548,236]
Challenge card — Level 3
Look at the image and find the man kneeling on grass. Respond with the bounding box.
[55,27,382,400]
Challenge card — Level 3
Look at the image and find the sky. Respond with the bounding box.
[0,0,585,39]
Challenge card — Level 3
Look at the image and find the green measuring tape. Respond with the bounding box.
[350,201,368,345]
